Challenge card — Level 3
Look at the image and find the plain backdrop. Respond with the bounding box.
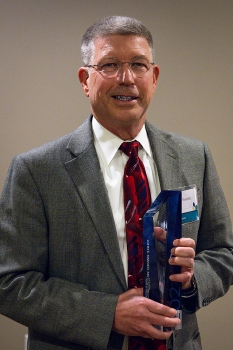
[0,1,232,349]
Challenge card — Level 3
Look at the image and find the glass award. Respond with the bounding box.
[143,190,182,330]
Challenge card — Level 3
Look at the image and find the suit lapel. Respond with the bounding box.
[65,117,127,290]
[146,122,180,191]
[147,123,199,241]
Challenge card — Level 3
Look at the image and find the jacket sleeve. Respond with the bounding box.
[194,143,233,309]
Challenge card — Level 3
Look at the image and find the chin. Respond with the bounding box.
[119,111,145,121]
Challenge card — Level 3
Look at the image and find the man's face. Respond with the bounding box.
[79,35,159,137]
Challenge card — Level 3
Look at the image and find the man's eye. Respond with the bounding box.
[131,62,147,69]
[100,62,118,70]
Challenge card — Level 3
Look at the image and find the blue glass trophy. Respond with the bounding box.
[143,190,182,330]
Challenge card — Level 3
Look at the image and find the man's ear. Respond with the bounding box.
[153,65,159,85]
[152,65,160,93]
[78,67,90,97]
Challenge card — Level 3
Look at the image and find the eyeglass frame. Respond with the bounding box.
[85,59,155,78]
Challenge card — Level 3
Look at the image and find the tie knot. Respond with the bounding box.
[120,141,139,157]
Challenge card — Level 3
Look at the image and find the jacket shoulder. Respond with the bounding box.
[146,122,206,152]
[14,117,93,164]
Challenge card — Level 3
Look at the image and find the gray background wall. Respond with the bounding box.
[0,1,232,349]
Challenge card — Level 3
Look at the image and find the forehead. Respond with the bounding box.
[92,35,152,61]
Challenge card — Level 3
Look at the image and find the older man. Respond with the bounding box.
[0,16,232,350]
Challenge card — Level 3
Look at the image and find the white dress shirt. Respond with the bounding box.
[92,117,160,349]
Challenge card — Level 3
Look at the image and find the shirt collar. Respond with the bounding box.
[92,117,152,166]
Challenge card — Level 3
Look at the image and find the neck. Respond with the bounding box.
[93,116,145,141]
[112,126,142,140]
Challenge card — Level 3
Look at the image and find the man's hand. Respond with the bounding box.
[112,288,180,339]
[154,227,195,290]
[169,237,195,289]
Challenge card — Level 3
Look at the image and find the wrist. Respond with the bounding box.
[182,275,197,298]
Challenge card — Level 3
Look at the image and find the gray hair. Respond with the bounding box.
[81,16,154,65]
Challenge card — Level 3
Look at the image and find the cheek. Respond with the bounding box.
[91,84,113,106]
[141,84,156,101]
[89,87,107,110]
[148,79,157,97]
[89,76,106,96]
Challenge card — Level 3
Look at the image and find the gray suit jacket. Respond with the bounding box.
[0,116,233,350]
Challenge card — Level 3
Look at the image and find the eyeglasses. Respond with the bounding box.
[86,59,154,78]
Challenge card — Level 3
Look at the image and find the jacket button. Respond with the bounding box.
[202,297,213,306]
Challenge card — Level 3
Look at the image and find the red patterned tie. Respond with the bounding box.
[120,141,166,350]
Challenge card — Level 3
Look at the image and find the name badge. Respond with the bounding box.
[181,185,199,224]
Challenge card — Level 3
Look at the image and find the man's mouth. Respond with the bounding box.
[113,95,138,101]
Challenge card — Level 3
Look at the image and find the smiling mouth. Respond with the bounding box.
[113,95,138,101]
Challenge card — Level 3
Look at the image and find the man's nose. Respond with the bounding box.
[117,62,135,84]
